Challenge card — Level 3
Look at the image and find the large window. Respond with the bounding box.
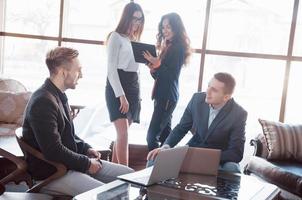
[1,0,302,146]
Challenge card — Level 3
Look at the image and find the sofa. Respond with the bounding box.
[244,119,302,200]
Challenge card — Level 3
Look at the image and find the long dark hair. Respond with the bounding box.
[156,13,191,65]
[109,2,144,41]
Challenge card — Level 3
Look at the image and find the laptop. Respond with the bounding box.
[131,41,157,64]
[118,145,189,186]
[180,147,221,176]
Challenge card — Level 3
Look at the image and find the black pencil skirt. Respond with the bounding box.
[105,69,141,123]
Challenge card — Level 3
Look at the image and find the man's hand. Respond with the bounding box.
[88,158,102,174]
[147,148,162,161]
[87,148,101,159]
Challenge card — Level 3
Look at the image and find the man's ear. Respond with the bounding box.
[58,67,66,78]
[223,94,231,102]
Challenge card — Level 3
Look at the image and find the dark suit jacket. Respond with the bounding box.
[22,79,91,180]
[164,92,247,164]
[151,42,185,102]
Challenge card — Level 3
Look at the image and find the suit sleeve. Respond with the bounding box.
[154,44,184,77]
[74,134,91,155]
[221,109,247,163]
[150,43,184,81]
[28,97,90,172]
[164,94,194,147]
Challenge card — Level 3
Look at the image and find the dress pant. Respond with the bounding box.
[147,99,177,151]
[40,160,134,196]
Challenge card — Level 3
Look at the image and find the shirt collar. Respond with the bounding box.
[46,78,68,104]
[209,103,224,112]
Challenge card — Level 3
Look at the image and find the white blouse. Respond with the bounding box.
[106,31,139,97]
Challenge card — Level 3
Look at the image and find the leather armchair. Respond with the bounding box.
[15,133,68,193]
[0,137,67,199]
[244,134,302,199]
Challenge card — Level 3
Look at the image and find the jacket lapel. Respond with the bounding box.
[58,100,71,122]
[43,79,71,122]
[203,99,234,141]
[200,102,210,133]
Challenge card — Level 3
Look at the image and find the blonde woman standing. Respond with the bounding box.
[105,2,145,166]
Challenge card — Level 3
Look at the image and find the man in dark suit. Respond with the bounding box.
[22,47,133,196]
[147,72,247,173]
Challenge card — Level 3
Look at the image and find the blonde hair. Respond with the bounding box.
[46,47,79,74]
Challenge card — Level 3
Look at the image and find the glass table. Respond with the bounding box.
[73,172,280,200]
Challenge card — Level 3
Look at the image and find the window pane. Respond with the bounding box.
[64,0,128,40]
[293,4,302,56]
[207,0,293,54]
[203,55,285,137]
[5,0,60,36]
[285,62,302,123]
[3,37,57,89]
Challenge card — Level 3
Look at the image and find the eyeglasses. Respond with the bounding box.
[132,16,143,23]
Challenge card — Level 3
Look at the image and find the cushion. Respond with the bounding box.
[258,119,302,162]
[254,133,269,158]
[0,78,27,92]
[0,91,32,125]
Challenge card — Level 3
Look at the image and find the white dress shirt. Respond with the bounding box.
[106,31,139,97]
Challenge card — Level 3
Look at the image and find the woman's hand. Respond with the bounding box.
[119,95,129,114]
[143,51,161,69]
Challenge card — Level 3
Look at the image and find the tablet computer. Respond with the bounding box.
[131,41,157,64]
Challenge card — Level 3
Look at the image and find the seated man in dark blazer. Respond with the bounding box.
[147,72,247,173]
[22,47,133,196]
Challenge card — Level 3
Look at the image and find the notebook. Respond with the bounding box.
[118,145,189,186]
[131,41,157,64]
[180,147,221,176]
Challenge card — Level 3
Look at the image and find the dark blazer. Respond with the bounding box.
[151,42,185,102]
[164,92,247,164]
[22,79,91,180]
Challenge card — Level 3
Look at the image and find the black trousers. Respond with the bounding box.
[146,99,177,151]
